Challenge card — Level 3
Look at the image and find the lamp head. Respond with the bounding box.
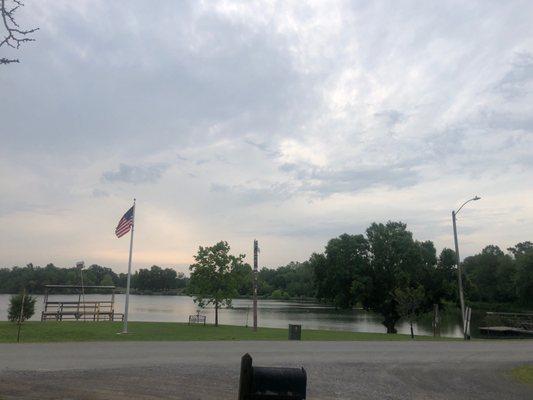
[473,196,481,201]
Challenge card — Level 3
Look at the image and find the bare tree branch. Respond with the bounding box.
[0,0,38,65]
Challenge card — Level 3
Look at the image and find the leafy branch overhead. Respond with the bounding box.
[0,0,38,65]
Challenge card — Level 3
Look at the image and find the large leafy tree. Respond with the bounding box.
[314,234,369,308]
[436,248,458,303]
[259,261,315,299]
[508,242,533,306]
[188,241,244,326]
[132,265,186,292]
[232,262,253,296]
[462,245,517,303]
[508,241,533,258]
[353,221,442,333]
[283,261,315,298]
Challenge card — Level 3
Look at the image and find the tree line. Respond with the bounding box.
[237,231,533,311]
[2,221,532,331]
[0,264,189,294]
[186,222,533,332]
[462,242,533,306]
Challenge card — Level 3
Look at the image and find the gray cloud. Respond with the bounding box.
[237,219,369,239]
[1,1,313,158]
[210,182,294,205]
[92,189,109,198]
[483,111,533,132]
[244,139,280,158]
[304,167,419,195]
[279,163,419,196]
[374,109,406,128]
[494,52,533,99]
[102,164,169,185]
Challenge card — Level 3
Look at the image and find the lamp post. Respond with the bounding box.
[452,196,480,340]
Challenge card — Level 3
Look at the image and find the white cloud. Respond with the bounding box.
[1,0,532,271]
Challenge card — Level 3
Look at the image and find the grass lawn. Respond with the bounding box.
[511,365,533,385]
[0,321,456,343]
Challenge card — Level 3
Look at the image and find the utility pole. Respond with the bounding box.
[253,239,259,332]
[452,195,481,340]
[452,210,466,338]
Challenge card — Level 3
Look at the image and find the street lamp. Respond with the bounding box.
[452,196,481,339]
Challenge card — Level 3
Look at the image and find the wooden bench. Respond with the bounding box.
[188,313,206,325]
[41,301,124,322]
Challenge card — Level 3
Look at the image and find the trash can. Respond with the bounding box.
[288,324,301,340]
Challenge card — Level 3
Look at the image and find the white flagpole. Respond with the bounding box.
[122,198,136,334]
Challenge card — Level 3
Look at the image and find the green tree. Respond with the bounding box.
[508,241,533,258]
[232,263,253,296]
[270,289,290,300]
[353,221,442,333]
[188,241,245,326]
[100,274,114,286]
[8,293,36,322]
[394,285,425,339]
[463,245,517,303]
[258,261,315,299]
[283,261,315,298]
[86,264,119,286]
[132,265,181,292]
[437,248,458,303]
[257,267,275,296]
[314,234,369,308]
[509,242,533,306]
[176,272,189,289]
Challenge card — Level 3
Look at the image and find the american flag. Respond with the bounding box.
[115,206,134,238]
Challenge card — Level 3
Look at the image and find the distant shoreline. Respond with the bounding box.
[0,290,320,302]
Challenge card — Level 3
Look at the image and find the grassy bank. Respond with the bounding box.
[0,321,456,343]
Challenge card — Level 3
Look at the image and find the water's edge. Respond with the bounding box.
[0,294,465,338]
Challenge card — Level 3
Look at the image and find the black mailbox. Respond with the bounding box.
[238,353,307,400]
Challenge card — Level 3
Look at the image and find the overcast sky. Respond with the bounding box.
[1,0,532,273]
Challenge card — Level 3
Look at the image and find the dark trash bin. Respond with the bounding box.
[288,324,301,340]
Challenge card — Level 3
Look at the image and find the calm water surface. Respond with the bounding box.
[0,294,466,337]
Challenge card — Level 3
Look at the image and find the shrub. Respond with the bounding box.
[8,293,36,322]
[270,289,290,300]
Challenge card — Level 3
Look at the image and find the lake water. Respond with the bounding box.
[0,294,466,338]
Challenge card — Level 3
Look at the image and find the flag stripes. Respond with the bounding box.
[115,206,134,238]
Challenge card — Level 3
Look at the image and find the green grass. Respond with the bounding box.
[0,321,457,343]
[511,365,533,385]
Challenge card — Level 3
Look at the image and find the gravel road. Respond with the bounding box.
[1,340,532,399]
